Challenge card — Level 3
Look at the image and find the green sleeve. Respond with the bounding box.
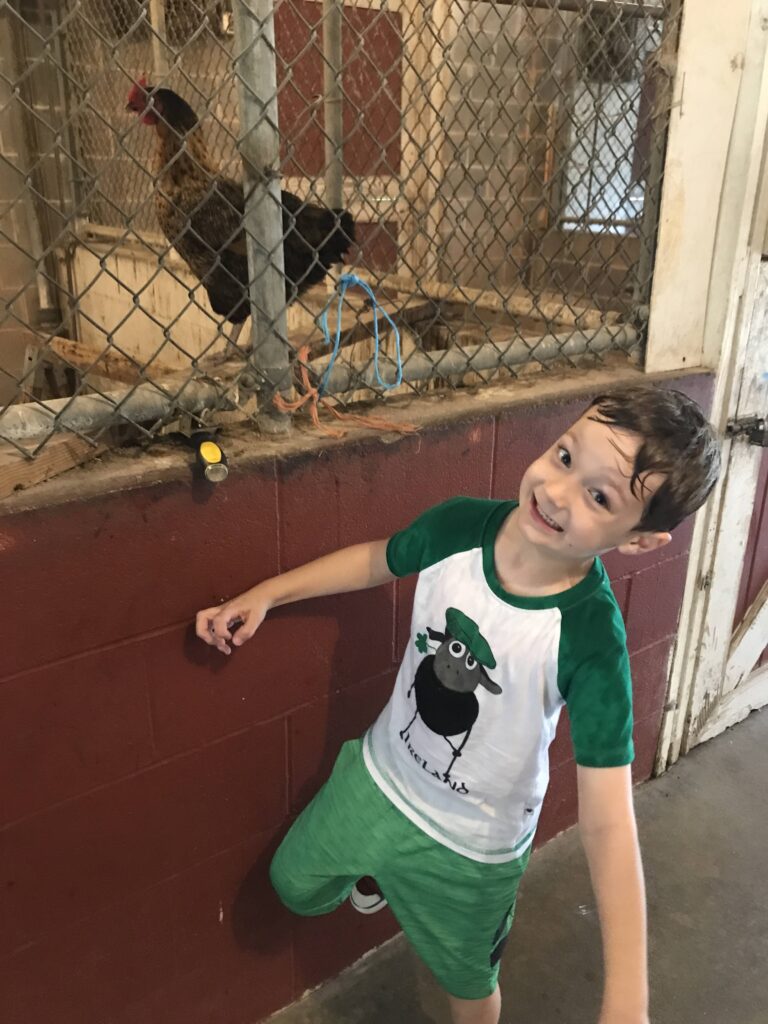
[558,589,634,768]
[386,496,510,578]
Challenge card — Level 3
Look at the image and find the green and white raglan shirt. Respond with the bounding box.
[362,497,634,864]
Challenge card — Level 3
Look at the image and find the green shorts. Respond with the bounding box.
[269,738,530,1000]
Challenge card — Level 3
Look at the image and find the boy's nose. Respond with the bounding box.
[541,480,568,511]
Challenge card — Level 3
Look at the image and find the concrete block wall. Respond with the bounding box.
[438,2,645,306]
[0,372,711,1024]
[441,3,552,290]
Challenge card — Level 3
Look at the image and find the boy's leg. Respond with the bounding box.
[448,988,501,1024]
[378,828,530,1014]
[270,738,399,916]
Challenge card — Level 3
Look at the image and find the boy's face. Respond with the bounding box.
[517,413,671,561]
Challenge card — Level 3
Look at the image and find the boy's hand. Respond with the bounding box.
[195,586,272,655]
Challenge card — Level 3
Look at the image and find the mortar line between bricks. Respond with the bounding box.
[0,714,286,834]
[0,669,398,833]
[2,824,282,962]
[1,576,404,686]
[0,618,206,687]
[628,634,678,659]
[284,714,292,820]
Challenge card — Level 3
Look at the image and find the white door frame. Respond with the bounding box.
[645,0,768,769]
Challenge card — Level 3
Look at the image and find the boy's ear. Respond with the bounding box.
[616,530,672,557]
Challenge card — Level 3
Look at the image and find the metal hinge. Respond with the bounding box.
[698,570,713,591]
[725,416,768,447]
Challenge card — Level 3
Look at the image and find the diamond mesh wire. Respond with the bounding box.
[0,0,680,460]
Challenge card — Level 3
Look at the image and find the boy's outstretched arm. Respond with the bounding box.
[196,539,394,655]
[577,764,650,1024]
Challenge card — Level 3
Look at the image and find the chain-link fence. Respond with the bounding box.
[0,0,680,475]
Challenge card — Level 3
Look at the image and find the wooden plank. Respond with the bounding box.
[680,438,763,749]
[726,579,768,691]
[646,0,760,372]
[679,266,768,751]
[0,436,106,500]
[696,664,768,745]
[351,269,621,328]
[658,105,768,766]
[42,336,178,386]
[289,296,436,358]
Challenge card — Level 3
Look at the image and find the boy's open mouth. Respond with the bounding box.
[531,495,563,533]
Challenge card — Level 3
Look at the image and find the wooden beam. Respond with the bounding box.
[43,336,178,386]
[647,0,768,372]
[726,579,768,691]
[696,664,768,745]
[0,436,106,500]
[351,269,621,328]
[288,296,435,358]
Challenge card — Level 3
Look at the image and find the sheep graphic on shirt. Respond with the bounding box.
[400,607,501,781]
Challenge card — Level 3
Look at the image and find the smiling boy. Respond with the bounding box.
[196,385,720,1024]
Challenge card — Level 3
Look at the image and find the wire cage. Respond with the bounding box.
[0,0,680,477]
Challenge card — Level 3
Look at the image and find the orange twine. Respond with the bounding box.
[273,345,418,439]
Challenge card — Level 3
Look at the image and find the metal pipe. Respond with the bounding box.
[232,0,292,434]
[0,324,637,440]
[0,376,231,444]
[322,0,344,210]
[498,0,665,18]
[310,326,638,396]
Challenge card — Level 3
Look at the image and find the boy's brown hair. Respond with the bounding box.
[587,385,721,531]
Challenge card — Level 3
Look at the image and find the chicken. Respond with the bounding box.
[125,79,355,349]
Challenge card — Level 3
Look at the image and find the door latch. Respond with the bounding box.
[725,416,768,447]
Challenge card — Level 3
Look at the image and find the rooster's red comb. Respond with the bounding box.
[126,75,150,107]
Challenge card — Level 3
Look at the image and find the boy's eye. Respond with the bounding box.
[557,446,571,467]
[589,489,610,510]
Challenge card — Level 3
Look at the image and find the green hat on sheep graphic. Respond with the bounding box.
[445,607,497,670]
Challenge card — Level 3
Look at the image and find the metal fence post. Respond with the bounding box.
[323,0,344,211]
[232,0,292,434]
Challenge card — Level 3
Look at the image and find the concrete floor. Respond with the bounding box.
[269,710,768,1024]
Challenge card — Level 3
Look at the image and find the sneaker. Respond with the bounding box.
[349,877,388,915]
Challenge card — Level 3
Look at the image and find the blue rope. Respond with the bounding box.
[318,274,403,397]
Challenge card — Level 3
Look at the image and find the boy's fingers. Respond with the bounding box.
[196,608,220,643]
[231,624,253,647]
[196,606,235,649]
[196,602,262,653]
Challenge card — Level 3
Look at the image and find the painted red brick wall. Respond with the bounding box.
[276,1,402,179]
[275,0,402,273]
[0,375,712,1024]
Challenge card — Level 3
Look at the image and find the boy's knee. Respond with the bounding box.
[269,848,330,917]
[269,848,304,912]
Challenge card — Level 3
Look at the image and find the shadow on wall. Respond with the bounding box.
[219,582,402,995]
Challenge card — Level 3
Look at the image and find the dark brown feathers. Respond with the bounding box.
[128,83,355,324]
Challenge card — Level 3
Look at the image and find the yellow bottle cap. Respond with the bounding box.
[199,440,222,464]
